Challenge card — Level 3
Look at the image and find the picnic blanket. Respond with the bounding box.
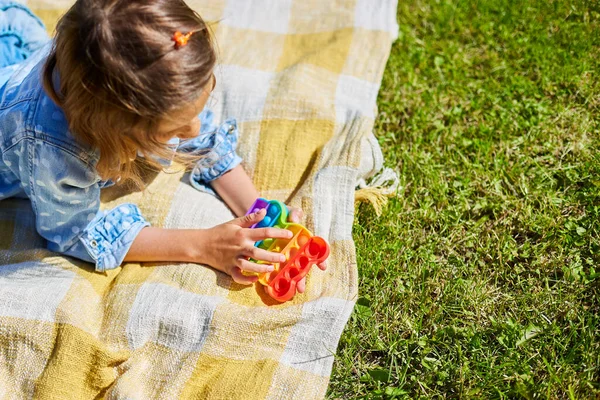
[0,0,399,398]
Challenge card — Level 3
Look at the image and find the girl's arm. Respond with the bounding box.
[124,227,204,263]
[210,164,260,217]
[125,166,260,266]
[124,209,293,284]
[126,165,326,292]
[210,163,305,225]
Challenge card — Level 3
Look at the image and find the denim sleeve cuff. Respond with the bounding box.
[79,203,150,272]
[0,2,49,68]
[190,148,243,184]
[189,117,243,184]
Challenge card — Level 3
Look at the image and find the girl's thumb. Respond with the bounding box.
[231,209,266,228]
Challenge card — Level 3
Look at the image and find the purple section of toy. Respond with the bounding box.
[246,198,270,229]
[246,198,288,235]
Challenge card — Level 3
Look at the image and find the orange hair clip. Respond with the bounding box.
[172,31,194,49]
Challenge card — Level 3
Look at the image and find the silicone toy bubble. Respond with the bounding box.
[243,198,330,302]
[243,198,290,232]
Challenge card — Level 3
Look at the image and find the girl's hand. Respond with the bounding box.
[287,207,328,293]
[198,209,293,285]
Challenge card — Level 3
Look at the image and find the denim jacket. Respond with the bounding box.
[0,41,242,272]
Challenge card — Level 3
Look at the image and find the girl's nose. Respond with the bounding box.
[178,118,201,140]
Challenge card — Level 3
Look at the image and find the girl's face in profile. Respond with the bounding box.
[155,73,216,143]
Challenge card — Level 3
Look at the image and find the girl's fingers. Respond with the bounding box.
[248,227,293,241]
[317,260,327,270]
[247,247,286,264]
[230,209,266,228]
[288,207,304,223]
[230,267,258,285]
[238,259,276,274]
[296,277,306,293]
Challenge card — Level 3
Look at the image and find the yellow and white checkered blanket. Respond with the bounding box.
[0,0,398,398]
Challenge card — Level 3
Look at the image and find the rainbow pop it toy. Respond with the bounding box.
[244,198,330,302]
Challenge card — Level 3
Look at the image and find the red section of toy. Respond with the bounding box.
[265,236,330,302]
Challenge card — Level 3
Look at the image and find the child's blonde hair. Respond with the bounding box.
[43,0,216,185]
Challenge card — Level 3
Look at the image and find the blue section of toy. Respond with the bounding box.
[245,198,289,247]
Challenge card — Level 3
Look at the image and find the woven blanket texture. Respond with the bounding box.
[0,0,398,398]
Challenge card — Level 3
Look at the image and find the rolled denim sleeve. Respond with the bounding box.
[24,138,149,272]
[79,203,149,272]
[177,109,243,191]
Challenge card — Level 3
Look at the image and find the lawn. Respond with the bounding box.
[329,0,600,398]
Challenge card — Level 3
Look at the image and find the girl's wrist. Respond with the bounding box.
[188,228,209,265]
[126,227,209,265]
[210,165,260,217]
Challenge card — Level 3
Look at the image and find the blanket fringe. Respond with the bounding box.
[355,168,401,216]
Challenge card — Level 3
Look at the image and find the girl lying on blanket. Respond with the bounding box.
[0,0,326,289]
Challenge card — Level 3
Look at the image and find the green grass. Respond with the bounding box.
[329,0,600,398]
